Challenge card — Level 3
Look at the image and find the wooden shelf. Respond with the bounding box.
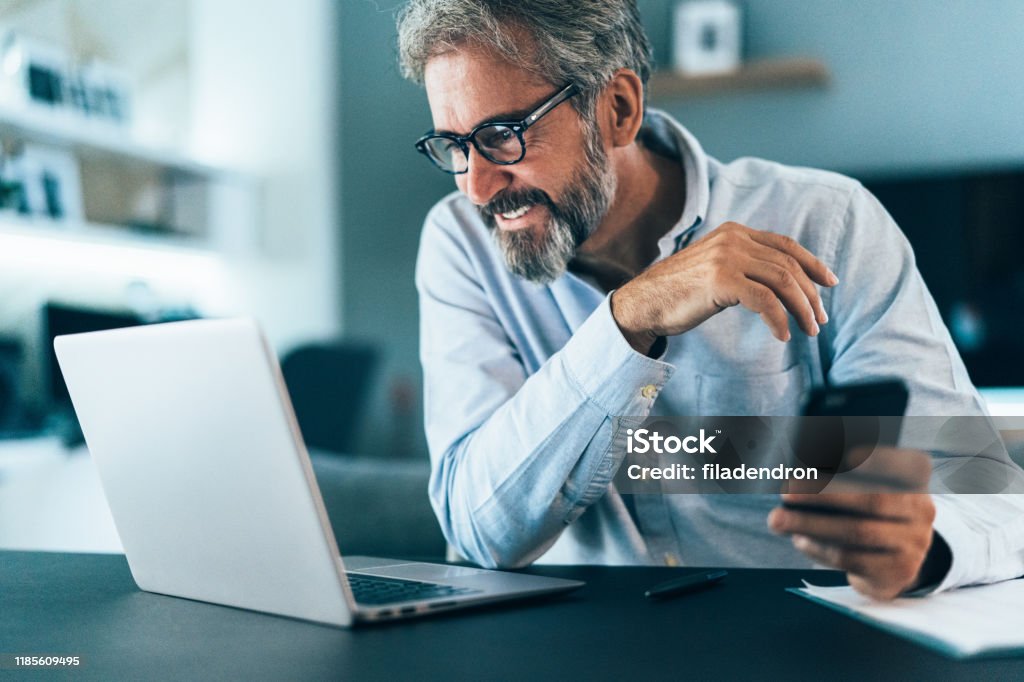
[648,57,829,100]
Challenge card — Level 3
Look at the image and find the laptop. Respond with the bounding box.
[53,318,582,626]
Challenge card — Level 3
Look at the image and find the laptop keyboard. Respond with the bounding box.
[346,573,481,605]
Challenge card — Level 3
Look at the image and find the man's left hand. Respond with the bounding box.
[768,490,937,600]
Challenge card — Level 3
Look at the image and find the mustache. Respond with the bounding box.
[480,188,554,219]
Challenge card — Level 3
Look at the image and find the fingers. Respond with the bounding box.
[770,503,911,548]
[709,224,836,340]
[745,229,839,288]
[623,221,838,342]
[770,491,937,600]
[746,241,829,325]
[791,535,922,600]
[778,492,928,522]
[792,535,887,569]
[742,257,821,337]
[730,279,792,342]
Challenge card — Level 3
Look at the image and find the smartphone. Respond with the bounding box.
[801,379,909,418]
[785,379,912,506]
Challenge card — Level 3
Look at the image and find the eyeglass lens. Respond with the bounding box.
[423,124,522,172]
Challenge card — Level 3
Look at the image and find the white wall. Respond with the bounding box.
[187,0,342,349]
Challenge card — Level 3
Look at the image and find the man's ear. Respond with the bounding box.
[602,68,645,148]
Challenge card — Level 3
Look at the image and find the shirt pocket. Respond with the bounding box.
[696,363,811,416]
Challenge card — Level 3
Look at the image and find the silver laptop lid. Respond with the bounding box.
[54,318,356,626]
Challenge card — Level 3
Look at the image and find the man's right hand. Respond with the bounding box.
[611,222,839,354]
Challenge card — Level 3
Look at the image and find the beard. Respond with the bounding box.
[478,121,617,284]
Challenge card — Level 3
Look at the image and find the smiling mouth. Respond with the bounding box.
[500,205,532,220]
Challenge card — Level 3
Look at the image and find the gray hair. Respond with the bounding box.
[396,0,652,119]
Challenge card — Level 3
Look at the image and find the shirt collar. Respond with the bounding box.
[642,109,711,257]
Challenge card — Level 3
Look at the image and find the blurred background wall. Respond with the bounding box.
[639,0,1024,174]
[337,0,449,458]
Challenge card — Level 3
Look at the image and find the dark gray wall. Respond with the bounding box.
[338,1,451,457]
[639,0,1024,175]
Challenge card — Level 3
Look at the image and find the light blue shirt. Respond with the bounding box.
[416,110,1024,592]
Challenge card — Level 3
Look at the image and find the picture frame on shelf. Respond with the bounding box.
[672,0,743,75]
[13,143,84,223]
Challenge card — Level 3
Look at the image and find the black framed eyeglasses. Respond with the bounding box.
[415,83,579,174]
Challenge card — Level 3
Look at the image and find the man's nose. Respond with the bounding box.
[456,147,511,207]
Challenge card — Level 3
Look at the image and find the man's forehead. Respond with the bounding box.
[423,47,554,135]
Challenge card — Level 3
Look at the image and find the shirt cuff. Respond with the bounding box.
[560,294,676,417]
[927,495,986,594]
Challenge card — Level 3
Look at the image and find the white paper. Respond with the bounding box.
[796,579,1024,658]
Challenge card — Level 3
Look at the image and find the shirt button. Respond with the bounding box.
[641,384,658,399]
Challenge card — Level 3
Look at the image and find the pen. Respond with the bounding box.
[644,570,728,600]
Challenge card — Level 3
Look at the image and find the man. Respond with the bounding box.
[398,0,1024,599]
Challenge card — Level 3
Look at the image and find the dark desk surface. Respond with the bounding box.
[2,551,1020,680]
